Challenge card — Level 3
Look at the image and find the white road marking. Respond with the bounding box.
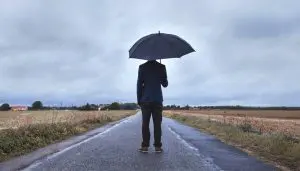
[167,126,223,171]
[167,126,199,153]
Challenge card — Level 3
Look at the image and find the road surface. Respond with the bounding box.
[21,112,276,171]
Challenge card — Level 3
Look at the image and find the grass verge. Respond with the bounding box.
[0,111,134,162]
[165,113,300,171]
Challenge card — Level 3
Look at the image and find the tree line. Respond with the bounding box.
[0,101,139,111]
[163,105,300,110]
[2,102,300,111]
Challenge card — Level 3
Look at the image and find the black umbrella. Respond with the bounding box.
[129,31,195,61]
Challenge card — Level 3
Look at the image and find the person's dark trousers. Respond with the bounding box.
[140,102,163,148]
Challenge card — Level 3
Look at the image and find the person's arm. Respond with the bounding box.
[161,65,168,88]
[137,66,143,105]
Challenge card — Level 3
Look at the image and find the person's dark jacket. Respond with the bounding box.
[137,60,168,105]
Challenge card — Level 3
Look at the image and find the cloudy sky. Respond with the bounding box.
[0,0,299,106]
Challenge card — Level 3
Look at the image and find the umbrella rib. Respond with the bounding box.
[172,35,195,52]
[129,34,155,58]
[159,34,179,58]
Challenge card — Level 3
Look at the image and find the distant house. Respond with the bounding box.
[11,105,28,111]
[98,104,108,111]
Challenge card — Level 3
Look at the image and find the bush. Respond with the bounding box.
[0,103,11,111]
[31,101,43,110]
[239,123,258,133]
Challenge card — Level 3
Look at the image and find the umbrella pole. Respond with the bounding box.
[160,59,161,63]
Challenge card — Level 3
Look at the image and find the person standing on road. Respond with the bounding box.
[137,60,168,153]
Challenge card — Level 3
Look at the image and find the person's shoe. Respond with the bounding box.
[138,147,148,153]
[155,147,163,153]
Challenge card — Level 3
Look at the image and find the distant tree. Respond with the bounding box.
[182,105,190,110]
[80,103,91,111]
[120,103,138,110]
[77,103,98,111]
[100,106,109,111]
[109,102,120,110]
[31,101,43,110]
[0,103,11,111]
[90,104,98,110]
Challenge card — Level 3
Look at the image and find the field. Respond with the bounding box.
[0,110,137,130]
[173,109,300,119]
[165,109,300,138]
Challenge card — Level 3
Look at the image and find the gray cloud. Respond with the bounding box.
[0,0,299,106]
[233,16,300,39]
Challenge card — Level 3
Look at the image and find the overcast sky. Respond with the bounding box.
[0,0,299,106]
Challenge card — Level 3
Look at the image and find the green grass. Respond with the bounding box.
[165,113,300,171]
[0,112,134,162]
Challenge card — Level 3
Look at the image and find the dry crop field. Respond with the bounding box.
[0,110,137,130]
[173,109,300,119]
[165,109,300,138]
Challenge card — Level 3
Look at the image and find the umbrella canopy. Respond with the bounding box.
[129,32,195,60]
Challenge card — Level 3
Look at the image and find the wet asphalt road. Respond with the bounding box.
[22,113,277,171]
